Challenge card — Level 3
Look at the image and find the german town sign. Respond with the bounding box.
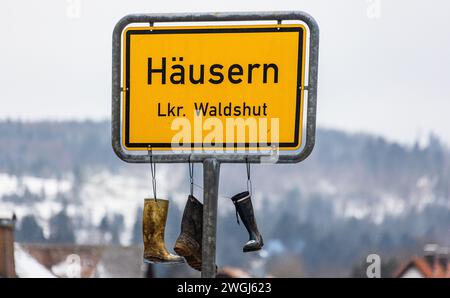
[112,12,318,163]
[122,24,306,151]
[112,12,319,278]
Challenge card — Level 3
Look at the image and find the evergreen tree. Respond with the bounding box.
[132,208,143,244]
[16,215,46,243]
[49,209,75,244]
[110,214,124,245]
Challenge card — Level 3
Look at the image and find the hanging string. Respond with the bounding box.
[148,146,157,201]
[190,158,253,201]
[188,155,194,197]
[184,158,255,202]
[246,157,252,196]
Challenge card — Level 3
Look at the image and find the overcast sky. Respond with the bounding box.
[1,0,450,145]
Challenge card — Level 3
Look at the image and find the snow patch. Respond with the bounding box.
[14,244,55,278]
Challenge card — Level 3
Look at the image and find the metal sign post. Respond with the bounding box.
[202,158,220,277]
[111,11,319,278]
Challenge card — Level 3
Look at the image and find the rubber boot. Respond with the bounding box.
[142,198,184,264]
[174,195,203,271]
[231,191,264,252]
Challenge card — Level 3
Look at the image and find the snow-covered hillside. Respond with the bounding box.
[2,120,450,276]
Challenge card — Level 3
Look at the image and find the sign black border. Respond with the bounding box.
[124,26,304,149]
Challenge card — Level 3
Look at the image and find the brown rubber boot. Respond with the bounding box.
[174,195,203,271]
[142,198,184,264]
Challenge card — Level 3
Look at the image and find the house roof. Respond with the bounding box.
[396,256,450,278]
[14,244,55,278]
[0,218,15,229]
[20,244,145,278]
[216,266,251,278]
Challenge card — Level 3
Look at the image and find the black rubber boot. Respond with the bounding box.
[174,195,203,271]
[231,191,264,252]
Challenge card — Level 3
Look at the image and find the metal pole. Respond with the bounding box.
[201,158,220,278]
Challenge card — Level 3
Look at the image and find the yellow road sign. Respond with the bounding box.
[122,24,306,150]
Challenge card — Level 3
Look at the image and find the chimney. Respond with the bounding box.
[437,247,449,272]
[424,244,439,268]
[0,216,16,278]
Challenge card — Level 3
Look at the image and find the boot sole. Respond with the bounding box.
[243,236,264,253]
[174,235,202,271]
[174,246,202,270]
[243,245,263,253]
[143,256,184,264]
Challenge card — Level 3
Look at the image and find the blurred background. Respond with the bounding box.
[1,0,450,278]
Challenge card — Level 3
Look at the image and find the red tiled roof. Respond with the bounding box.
[396,256,450,278]
[217,266,251,278]
[21,244,103,278]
